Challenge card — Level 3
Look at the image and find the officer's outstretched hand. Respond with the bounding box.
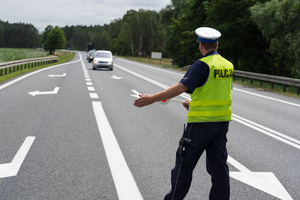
[134,94,155,108]
[182,100,190,111]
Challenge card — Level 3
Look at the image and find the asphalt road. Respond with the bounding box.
[0,51,299,200]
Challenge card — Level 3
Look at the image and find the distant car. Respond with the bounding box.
[87,51,96,62]
[87,50,96,61]
[93,50,114,70]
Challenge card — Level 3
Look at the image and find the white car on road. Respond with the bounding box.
[93,50,114,71]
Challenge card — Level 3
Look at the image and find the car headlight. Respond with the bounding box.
[93,60,97,63]
[108,62,112,64]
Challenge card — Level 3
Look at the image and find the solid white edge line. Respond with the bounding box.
[92,101,143,200]
[233,114,300,145]
[233,88,300,108]
[115,57,183,76]
[233,117,300,150]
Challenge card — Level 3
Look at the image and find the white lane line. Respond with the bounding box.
[116,58,183,76]
[86,78,91,81]
[233,114,300,150]
[115,64,300,150]
[233,88,300,108]
[86,82,93,86]
[87,87,95,91]
[115,64,188,101]
[89,93,99,99]
[92,102,143,200]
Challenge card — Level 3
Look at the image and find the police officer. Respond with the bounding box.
[134,27,233,200]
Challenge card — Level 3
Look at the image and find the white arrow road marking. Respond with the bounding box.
[228,156,293,200]
[130,90,140,98]
[0,136,35,178]
[28,87,59,96]
[111,75,123,80]
[48,73,66,77]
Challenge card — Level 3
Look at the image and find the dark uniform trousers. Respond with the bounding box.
[164,122,230,200]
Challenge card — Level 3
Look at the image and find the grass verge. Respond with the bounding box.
[233,77,300,99]
[0,51,75,84]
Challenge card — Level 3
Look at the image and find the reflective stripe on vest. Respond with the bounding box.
[187,54,233,123]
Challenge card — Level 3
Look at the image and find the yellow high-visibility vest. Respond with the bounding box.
[187,54,234,123]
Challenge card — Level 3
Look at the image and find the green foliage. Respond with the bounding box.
[250,0,300,78]
[0,20,40,48]
[202,0,271,74]
[164,0,205,66]
[43,26,66,54]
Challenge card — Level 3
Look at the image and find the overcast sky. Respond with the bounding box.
[1,0,171,33]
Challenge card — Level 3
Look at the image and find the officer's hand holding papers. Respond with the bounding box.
[134,94,155,107]
[134,83,188,108]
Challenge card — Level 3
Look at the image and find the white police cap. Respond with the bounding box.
[195,27,221,43]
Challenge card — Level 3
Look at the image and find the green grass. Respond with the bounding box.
[233,77,300,99]
[0,50,75,83]
[0,48,48,63]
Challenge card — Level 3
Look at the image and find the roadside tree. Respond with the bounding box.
[43,26,66,55]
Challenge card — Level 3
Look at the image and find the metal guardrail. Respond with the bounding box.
[182,65,300,95]
[234,70,300,95]
[0,56,59,76]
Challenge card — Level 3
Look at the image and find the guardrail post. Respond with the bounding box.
[0,56,60,78]
[298,87,300,95]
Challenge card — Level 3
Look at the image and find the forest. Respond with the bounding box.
[0,0,299,78]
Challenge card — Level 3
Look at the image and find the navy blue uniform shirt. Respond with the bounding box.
[180,50,219,94]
